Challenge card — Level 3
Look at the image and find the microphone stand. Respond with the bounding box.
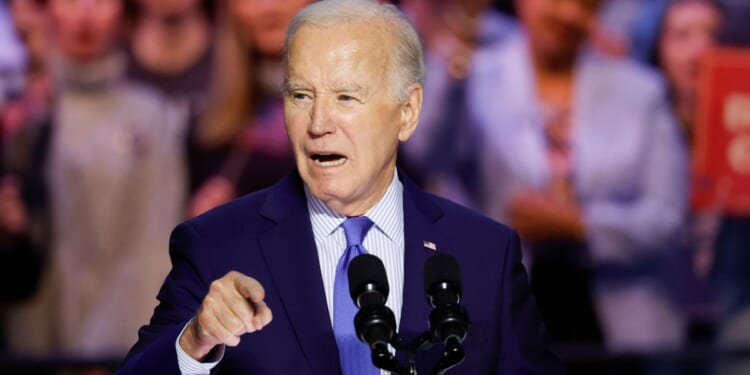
[430,336,465,375]
[374,330,466,375]
[370,341,410,374]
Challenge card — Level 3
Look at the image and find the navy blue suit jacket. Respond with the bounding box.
[116,172,563,374]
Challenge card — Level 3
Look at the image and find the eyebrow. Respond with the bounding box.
[282,81,307,93]
[282,81,366,95]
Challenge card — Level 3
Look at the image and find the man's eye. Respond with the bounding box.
[339,95,357,102]
[292,92,309,100]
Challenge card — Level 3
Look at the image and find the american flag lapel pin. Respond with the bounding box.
[423,241,437,251]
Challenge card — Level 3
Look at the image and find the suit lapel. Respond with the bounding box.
[257,174,341,375]
[396,173,451,365]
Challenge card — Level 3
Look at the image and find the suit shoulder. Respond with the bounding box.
[428,192,516,239]
[182,187,272,236]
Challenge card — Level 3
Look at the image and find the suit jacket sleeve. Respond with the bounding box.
[116,222,215,375]
[496,230,564,374]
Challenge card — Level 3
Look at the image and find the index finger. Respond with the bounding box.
[232,272,266,303]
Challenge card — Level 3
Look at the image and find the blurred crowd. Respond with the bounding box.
[0,0,749,374]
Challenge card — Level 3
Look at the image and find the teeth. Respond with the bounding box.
[314,156,347,167]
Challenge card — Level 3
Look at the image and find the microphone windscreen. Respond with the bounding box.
[424,253,462,296]
[348,254,390,302]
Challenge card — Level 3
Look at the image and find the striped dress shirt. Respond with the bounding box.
[305,171,405,332]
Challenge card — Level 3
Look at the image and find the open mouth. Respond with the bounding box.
[311,153,347,167]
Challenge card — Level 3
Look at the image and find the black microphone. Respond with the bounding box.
[349,254,390,309]
[424,253,470,374]
[424,253,463,309]
[348,254,400,371]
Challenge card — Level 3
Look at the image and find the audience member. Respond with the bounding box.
[468,0,688,362]
[648,8,727,375]
[4,0,185,359]
[1,0,52,139]
[655,0,723,142]
[186,0,311,217]
[125,0,214,116]
[0,0,52,357]
[398,0,515,209]
[653,1,750,373]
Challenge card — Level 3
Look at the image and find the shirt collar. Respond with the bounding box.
[305,169,403,243]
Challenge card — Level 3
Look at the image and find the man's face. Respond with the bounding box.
[517,0,601,65]
[283,22,421,216]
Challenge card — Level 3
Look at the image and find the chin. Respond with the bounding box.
[311,181,347,202]
[302,174,333,196]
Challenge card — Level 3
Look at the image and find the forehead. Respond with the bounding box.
[666,1,721,24]
[286,22,390,85]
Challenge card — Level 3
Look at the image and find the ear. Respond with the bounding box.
[397,83,423,142]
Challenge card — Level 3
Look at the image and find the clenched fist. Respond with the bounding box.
[179,271,273,360]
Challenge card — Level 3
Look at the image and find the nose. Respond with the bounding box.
[308,98,336,137]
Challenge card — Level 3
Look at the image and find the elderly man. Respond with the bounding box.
[116,1,561,374]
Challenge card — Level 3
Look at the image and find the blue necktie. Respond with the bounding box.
[334,216,379,375]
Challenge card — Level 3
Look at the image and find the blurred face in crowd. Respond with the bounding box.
[49,0,123,63]
[283,22,421,216]
[516,0,602,67]
[230,0,312,58]
[8,0,48,64]
[137,0,200,16]
[659,0,722,98]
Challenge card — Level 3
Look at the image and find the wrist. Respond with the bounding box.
[179,320,216,361]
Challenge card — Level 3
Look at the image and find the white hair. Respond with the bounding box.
[284,0,425,102]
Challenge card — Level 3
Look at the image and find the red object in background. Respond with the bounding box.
[692,47,750,215]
